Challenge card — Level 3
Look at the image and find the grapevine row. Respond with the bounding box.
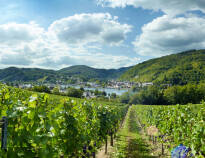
[0,84,128,157]
[135,104,205,157]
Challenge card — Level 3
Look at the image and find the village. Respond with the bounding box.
[3,80,154,99]
[15,80,154,92]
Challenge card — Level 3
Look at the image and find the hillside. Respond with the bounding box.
[0,65,131,82]
[120,49,205,85]
[0,67,57,82]
[58,65,131,80]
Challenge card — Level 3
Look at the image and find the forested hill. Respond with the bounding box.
[0,65,131,82]
[58,65,131,80]
[120,49,205,85]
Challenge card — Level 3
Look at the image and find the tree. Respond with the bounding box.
[33,85,51,93]
[94,89,99,96]
[120,92,130,104]
[67,87,83,98]
[102,91,107,96]
[129,93,139,104]
[80,87,84,92]
[131,86,140,92]
[52,87,60,95]
[111,93,117,99]
[128,86,165,105]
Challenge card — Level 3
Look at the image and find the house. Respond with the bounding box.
[83,91,96,99]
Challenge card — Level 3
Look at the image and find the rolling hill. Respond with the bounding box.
[59,65,131,80]
[120,49,205,85]
[0,67,57,82]
[0,65,131,82]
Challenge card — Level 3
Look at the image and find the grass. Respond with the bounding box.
[111,106,157,158]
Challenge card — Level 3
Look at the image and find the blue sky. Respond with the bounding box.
[0,0,205,69]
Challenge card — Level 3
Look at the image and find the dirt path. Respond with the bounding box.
[96,106,130,158]
[97,106,169,158]
[123,106,157,158]
[96,140,114,158]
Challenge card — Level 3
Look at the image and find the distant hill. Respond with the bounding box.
[58,65,131,80]
[120,49,205,85]
[0,65,132,82]
[0,67,57,82]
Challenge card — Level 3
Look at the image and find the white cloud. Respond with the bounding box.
[48,13,132,46]
[0,52,32,66]
[0,22,44,45]
[133,15,205,57]
[97,0,205,15]
[36,53,139,69]
[70,52,139,69]
[0,13,136,69]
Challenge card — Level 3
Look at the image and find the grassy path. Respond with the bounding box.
[110,106,157,158]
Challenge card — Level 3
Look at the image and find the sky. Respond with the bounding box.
[0,0,205,69]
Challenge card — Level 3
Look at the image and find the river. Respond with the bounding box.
[71,85,129,96]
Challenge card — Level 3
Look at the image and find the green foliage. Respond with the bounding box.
[124,83,205,105]
[135,104,205,157]
[120,92,130,104]
[111,93,117,99]
[52,86,60,95]
[120,49,205,85]
[0,84,128,157]
[0,65,131,82]
[94,89,99,96]
[67,87,83,98]
[32,85,51,93]
[101,91,106,96]
[163,83,205,105]
[66,78,77,84]
[79,86,84,91]
[93,89,107,97]
[130,85,140,92]
[129,86,164,105]
[0,67,57,82]
[58,65,131,81]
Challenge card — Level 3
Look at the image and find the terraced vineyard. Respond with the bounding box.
[0,84,128,157]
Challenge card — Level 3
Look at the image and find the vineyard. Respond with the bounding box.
[0,84,128,157]
[135,104,205,157]
[1,83,205,158]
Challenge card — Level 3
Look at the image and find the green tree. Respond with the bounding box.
[94,89,99,96]
[120,92,130,104]
[131,86,140,92]
[129,93,139,104]
[111,93,117,98]
[102,91,107,96]
[67,87,83,98]
[33,85,51,93]
[52,86,60,95]
[80,86,84,91]
[129,86,165,105]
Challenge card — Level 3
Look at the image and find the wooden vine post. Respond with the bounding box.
[0,117,8,151]
[105,137,108,154]
[110,130,113,146]
[92,142,96,158]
